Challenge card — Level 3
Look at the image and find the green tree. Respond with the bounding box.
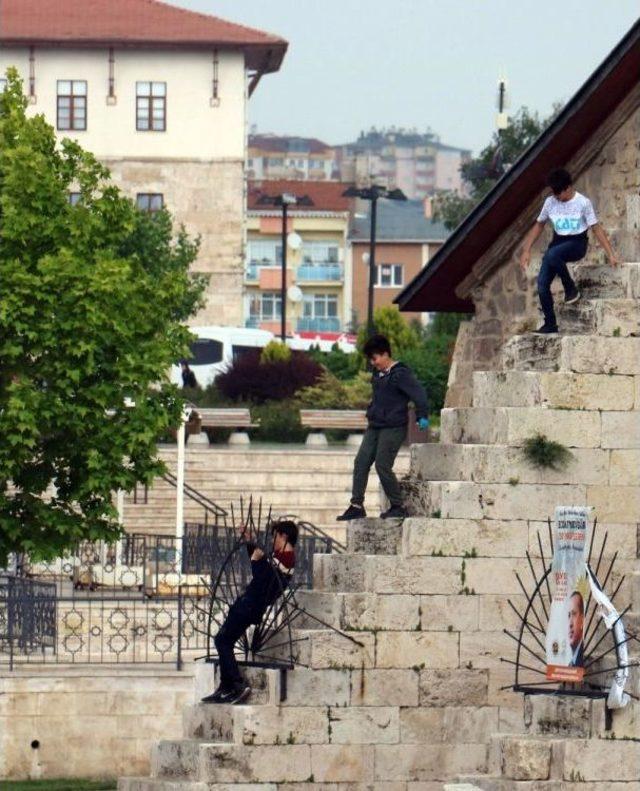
[357,305,421,356]
[434,106,559,230]
[0,70,205,562]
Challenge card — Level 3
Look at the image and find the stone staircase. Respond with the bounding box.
[123,446,410,543]
[119,263,639,789]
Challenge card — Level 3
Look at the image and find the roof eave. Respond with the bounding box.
[0,37,288,72]
[395,17,640,313]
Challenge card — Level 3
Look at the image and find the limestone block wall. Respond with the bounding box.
[0,667,194,780]
[446,101,640,408]
[106,158,245,327]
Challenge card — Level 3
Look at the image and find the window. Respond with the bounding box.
[247,240,281,265]
[375,264,404,287]
[249,292,282,321]
[267,157,284,167]
[303,293,338,319]
[68,192,82,206]
[136,193,164,213]
[136,82,166,131]
[302,241,340,265]
[57,80,87,131]
[309,159,326,169]
[187,339,223,365]
[247,158,254,167]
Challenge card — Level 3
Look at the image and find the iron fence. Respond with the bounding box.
[0,517,339,670]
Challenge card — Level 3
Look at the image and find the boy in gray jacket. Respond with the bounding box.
[337,334,429,521]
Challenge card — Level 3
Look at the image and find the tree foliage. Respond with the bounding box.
[357,305,421,356]
[0,70,205,561]
[433,106,559,231]
[307,343,363,381]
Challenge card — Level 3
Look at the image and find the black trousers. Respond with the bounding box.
[537,234,587,328]
[214,601,256,690]
[351,425,407,508]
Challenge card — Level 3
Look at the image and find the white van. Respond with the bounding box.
[171,326,274,387]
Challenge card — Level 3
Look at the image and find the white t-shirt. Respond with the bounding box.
[537,191,598,236]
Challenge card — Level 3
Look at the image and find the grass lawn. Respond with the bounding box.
[2,781,116,791]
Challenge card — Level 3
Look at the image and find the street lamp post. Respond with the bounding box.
[343,185,407,336]
[256,192,313,342]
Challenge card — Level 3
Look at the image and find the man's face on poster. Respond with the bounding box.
[568,592,584,650]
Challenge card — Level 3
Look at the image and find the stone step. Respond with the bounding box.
[572,261,640,299]
[485,732,640,784]
[401,515,636,561]
[455,778,634,790]
[472,370,637,410]
[411,443,628,486]
[119,779,210,791]
[152,741,312,783]
[440,406,604,448]
[502,334,640,375]
[129,486,386,509]
[522,695,606,738]
[194,664,282,707]
[430,479,638,524]
[345,518,404,555]
[554,295,640,336]
[183,702,331,745]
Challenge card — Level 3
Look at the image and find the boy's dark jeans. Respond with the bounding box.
[214,601,255,690]
[537,235,587,328]
[351,425,407,508]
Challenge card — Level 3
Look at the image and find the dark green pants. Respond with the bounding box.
[351,426,407,508]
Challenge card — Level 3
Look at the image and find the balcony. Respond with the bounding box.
[245,261,277,282]
[297,263,343,282]
[297,317,341,332]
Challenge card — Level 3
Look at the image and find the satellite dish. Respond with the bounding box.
[287,232,302,251]
[287,285,303,303]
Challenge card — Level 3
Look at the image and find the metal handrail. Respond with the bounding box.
[162,471,227,519]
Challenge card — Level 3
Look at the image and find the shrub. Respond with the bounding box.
[344,371,372,408]
[307,343,363,381]
[216,350,323,403]
[522,433,574,470]
[297,370,371,410]
[297,371,349,409]
[401,335,454,415]
[249,400,309,443]
[260,340,292,364]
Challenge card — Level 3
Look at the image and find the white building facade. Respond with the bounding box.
[0,0,287,326]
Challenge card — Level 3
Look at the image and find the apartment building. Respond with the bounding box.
[350,198,448,323]
[245,181,353,337]
[337,127,471,199]
[247,134,338,181]
[0,0,287,326]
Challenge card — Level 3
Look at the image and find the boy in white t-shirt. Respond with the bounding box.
[519,168,618,333]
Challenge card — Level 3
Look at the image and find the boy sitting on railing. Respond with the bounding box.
[202,519,298,705]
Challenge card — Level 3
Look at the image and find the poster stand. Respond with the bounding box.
[501,512,639,708]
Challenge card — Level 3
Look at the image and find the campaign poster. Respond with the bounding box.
[545,506,590,682]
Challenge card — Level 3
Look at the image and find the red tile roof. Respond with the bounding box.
[0,0,287,72]
[248,180,353,213]
[249,135,333,155]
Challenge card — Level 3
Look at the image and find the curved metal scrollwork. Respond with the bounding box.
[501,518,640,701]
[197,498,358,672]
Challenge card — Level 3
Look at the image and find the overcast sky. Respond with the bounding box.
[174,1,638,154]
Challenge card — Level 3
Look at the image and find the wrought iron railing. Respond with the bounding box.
[0,514,341,670]
[0,575,57,670]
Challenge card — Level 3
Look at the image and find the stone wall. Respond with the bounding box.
[446,100,640,408]
[106,158,245,327]
[0,666,194,780]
